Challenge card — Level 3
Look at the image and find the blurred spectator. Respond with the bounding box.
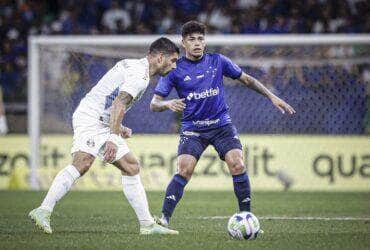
[236,0,259,9]
[1,62,19,100]
[102,1,131,32]
[198,2,232,33]
[0,0,369,107]
[158,8,176,34]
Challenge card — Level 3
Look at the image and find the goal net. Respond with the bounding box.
[28,35,370,190]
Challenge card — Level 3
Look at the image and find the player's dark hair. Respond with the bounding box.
[181,21,206,38]
[149,37,179,56]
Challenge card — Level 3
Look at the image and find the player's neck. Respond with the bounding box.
[185,52,203,62]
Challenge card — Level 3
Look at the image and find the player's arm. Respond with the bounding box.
[238,72,296,115]
[110,91,132,134]
[220,54,295,115]
[151,72,186,112]
[104,91,133,162]
[150,94,186,112]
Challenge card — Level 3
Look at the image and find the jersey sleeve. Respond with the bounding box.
[219,54,242,79]
[154,73,175,98]
[119,71,146,99]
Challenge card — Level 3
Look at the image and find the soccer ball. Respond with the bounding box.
[227,212,261,240]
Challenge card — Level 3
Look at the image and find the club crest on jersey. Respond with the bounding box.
[86,138,95,148]
[186,87,220,101]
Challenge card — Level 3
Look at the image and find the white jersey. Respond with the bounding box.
[74,57,150,124]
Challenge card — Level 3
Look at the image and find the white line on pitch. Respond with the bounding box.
[197,216,370,221]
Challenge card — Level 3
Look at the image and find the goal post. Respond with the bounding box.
[28,34,370,190]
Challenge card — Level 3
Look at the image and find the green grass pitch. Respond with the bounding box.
[0,191,369,249]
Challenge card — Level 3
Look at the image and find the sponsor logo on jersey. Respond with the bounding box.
[192,119,220,127]
[184,75,191,81]
[186,87,219,101]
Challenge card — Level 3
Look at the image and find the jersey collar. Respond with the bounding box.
[142,57,149,67]
[183,54,206,64]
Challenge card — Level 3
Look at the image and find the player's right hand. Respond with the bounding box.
[103,141,117,163]
[167,98,186,112]
[120,126,132,138]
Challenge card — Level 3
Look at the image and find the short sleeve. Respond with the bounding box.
[154,73,175,98]
[119,71,146,99]
[219,54,242,79]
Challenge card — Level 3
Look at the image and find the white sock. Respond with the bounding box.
[40,165,80,212]
[122,175,154,227]
[0,115,8,134]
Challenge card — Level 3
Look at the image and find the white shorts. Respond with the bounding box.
[71,112,130,162]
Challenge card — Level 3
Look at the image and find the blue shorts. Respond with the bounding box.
[178,124,242,161]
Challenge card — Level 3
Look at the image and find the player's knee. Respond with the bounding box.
[178,166,193,180]
[229,160,245,175]
[123,162,140,176]
[177,155,197,180]
[72,154,94,175]
[130,162,140,175]
[74,160,93,175]
[178,170,192,181]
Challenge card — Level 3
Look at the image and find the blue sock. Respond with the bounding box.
[232,172,251,212]
[162,174,188,222]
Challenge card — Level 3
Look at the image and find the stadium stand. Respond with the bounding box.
[1,0,369,134]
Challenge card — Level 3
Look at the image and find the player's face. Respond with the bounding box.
[158,52,179,76]
[182,33,205,59]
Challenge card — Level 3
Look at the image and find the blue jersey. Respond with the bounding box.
[154,53,242,131]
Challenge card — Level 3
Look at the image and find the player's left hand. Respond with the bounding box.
[103,141,117,163]
[120,126,132,138]
[270,96,296,115]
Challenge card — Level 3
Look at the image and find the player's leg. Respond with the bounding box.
[40,151,94,211]
[114,153,154,227]
[29,117,101,234]
[211,124,251,212]
[224,149,251,212]
[113,152,178,234]
[29,151,95,234]
[159,134,208,226]
[159,154,196,226]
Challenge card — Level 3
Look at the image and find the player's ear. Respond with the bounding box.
[159,52,166,64]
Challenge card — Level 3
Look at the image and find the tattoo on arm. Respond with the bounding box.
[239,72,273,98]
[110,91,133,135]
[118,91,133,106]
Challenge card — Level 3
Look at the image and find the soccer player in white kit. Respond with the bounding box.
[29,37,180,235]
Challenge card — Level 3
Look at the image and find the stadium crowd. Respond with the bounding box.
[0,0,369,134]
[1,0,370,101]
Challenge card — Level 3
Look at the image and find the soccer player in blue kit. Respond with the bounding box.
[150,21,296,227]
